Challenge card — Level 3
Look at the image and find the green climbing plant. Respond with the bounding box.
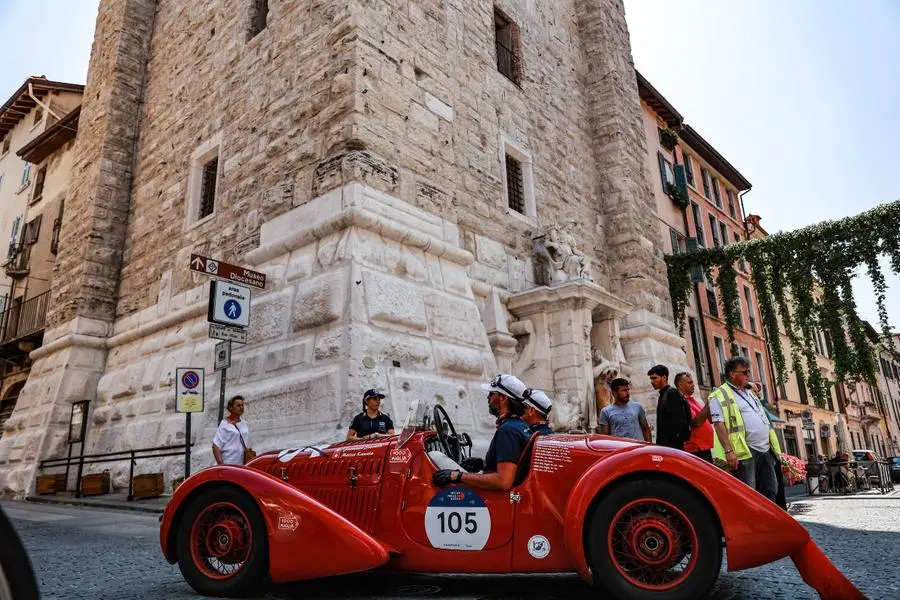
[666,200,900,407]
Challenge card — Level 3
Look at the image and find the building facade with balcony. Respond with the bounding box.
[0,78,82,437]
[637,73,774,404]
[876,334,900,456]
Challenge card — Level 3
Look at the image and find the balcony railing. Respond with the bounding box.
[0,291,50,344]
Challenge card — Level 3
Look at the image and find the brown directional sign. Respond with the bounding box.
[190,254,266,289]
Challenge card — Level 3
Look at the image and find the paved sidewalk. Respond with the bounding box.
[26,491,168,514]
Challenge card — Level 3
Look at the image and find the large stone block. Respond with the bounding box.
[248,288,293,345]
[425,291,486,347]
[433,342,486,377]
[350,326,434,370]
[363,270,428,334]
[292,269,348,331]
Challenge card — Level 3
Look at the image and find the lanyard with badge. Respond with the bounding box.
[735,387,765,421]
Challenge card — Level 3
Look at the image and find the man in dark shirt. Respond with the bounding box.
[648,365,690,450]
[433,374,531,491]
[522,389,553,435]
[346,389,395,440]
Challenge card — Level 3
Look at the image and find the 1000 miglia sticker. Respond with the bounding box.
[424,487,491,550]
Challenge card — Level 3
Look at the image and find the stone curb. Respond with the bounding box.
[25,495,166,515]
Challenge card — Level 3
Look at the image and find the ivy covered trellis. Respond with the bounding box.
[666,200,900,408]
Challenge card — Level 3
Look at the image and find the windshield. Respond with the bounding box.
[853,451,873,461]
[891,457,900,465]
[398,397,434,448]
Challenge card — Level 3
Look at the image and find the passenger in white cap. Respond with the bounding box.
[433,374,531,491]
[522,389,553,435]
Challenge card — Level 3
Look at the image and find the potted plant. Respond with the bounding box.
[659,127,679,151]
[666,182,688,208]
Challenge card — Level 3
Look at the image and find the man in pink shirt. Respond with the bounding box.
[675,372,714,462]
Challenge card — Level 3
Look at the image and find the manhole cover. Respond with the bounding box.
[391,584,442,596]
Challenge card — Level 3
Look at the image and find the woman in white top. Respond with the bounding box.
[212,395,251,465]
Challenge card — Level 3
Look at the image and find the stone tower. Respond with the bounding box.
[0,0,688,496]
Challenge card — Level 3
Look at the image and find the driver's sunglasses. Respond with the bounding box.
[733,369,750,376]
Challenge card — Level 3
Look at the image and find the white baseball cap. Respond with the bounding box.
[480,374,528,401]
[523,389,553,417]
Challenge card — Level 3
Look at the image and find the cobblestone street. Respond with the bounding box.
[6,492,897,599]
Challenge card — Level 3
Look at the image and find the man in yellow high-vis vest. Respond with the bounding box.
[710,356,782,502]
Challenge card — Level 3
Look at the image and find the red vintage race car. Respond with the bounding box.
[160,403,863,599]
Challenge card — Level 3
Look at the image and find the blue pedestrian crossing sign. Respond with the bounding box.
[208,281,251,328]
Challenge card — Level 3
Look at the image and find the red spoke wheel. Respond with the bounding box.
[176,487,268,597]
[587,479,722,600]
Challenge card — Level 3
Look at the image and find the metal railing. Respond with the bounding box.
[806,459,895,496]
[39,443,192,500]
[495,41,521,84]
[0,291,49,344]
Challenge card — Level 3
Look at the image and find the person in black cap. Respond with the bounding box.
[346,389,395,441]
[522,389,554,435]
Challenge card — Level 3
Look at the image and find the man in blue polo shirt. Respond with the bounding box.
[346,389,395,440]
[433,374,531,491]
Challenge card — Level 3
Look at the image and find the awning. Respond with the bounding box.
[766,408,783,423]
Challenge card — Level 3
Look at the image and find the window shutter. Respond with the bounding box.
[674,164,688,197]
[28,215,42,243]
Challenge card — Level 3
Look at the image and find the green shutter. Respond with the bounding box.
[674,164,688,197]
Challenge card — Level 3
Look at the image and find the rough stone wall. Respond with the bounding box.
[116,0,359,318]
[114,0,610,320]
[48,0,158,328]
[348,0,608,289]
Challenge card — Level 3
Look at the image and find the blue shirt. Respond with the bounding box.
[599,402,647,441]
[484,415,531,472]
[529,422,553,436]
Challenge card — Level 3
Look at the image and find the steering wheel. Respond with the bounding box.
[433,404,463,464]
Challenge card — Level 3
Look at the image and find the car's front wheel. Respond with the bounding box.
[587,478,722,600]
[176,486,268,598]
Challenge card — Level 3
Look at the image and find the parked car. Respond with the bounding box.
[161,400,864,600]
[888,457,900,483]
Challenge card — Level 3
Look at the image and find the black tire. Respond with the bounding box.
[587,478,722,600]
[176,486,268,598]
[0,507,39,600]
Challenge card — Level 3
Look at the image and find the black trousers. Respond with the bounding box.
[690,449,713,462]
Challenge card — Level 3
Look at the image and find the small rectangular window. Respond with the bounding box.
[249,0,269,38]
[719,222,729,247]
[706,278,719,319]
[744,286,757,334]
[669,228,686,254]
[1,136,9,155]
[712,178,722,207]
[689,317,711,386]
[691,202,705,247]
[683,155,694,187]
[755,352,768,401]
[714,337,726,382]
[797,371,808,404]
[701,169,711,200]
[505,153,525,214]
[657,152,674,189]
[727,189,737,219]
[20,163,31,188]
[709,214,720,247]
[199,157,219,220]
[32,166,47,203]
[494,9,522,85]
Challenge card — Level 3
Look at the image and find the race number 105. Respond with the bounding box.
[424,506,491,550]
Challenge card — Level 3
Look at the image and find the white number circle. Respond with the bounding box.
[424,488,491,550]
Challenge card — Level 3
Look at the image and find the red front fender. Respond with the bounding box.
[562,446,810,581]
[160,466,389,583]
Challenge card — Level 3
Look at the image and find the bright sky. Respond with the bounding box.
[0,0,896,329]
[625,0,900,331]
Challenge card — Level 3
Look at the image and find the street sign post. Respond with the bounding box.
[175,368,205,479]
[215,341,231,371]
[190,254,266,289]
[208,281,251,328]
[209,323,248,344]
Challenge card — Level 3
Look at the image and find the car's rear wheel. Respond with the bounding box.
[176,486,268,597]
[587,478,721,600]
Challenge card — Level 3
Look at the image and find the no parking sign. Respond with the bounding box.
[176,368,205,413]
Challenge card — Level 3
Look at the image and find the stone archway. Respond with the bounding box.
[0,381,25,440]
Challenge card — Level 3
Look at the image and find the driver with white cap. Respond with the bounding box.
[432,374,531,491]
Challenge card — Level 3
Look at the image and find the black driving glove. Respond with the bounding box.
[460,457,484,473]
[432,469,458,487]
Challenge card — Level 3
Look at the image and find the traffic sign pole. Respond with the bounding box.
[218,368,227,424]
[185,412,191,479]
